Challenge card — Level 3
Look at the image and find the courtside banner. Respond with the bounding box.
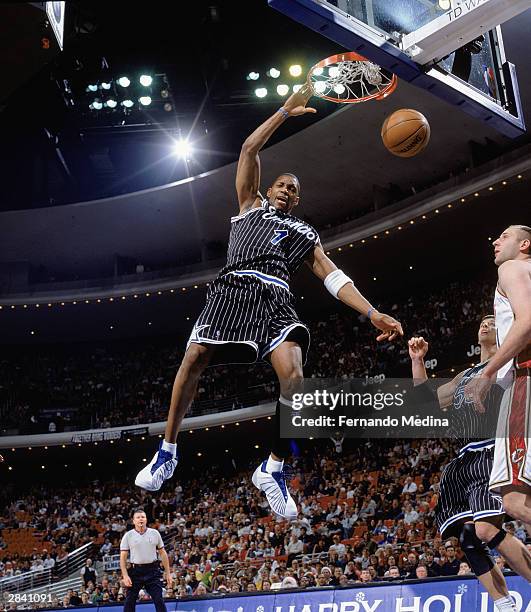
[67,575,531,611]
[279,378,503,439]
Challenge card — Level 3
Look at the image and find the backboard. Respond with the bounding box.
[268,0,528,137]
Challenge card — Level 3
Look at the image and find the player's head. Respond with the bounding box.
[266,173,300,213]
[478,315,496,348]
[132,508,147,528]
[493,225,531,265]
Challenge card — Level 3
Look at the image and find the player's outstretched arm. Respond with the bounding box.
[408,337,429,383]
[235,86,316,214]
[408,336,465,408]
[305,243,403,341]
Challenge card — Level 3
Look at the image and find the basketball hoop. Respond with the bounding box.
[307,52,397,104]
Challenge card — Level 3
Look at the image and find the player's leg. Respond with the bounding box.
[135,343,216,491]
[165,343,216,442]
[475,516,531,581]
[490,374,531,525]
[252,340,303,519]
[269,340,303,460]
[501,485,531,526]
[459,522,516,612]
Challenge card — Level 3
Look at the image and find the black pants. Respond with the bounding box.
[124,564,167,612]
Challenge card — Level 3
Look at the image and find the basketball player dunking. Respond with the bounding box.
[135,86,403,518]
[465,225,531,528]
[409,320,531,612]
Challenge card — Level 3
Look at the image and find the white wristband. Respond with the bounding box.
[324,269,353,299]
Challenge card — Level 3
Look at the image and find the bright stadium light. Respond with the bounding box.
[139,74,153,86]
[268,68,280,78]
[87,84,98,92]
[139,96,152,106]
[247,72,260,81]
[117,76,130,88]
[276,84,289,96]
[122,99,134,108]
[106,98,117,108]
[92,99,103,110]
[255,87,267,98]
[101,81,111,90]
[173,139,192,159]
[289,64,302,77]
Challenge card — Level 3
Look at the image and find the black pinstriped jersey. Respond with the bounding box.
[220,200,320,285]
[451,361,500,453]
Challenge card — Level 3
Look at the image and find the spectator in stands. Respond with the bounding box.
[402,477,417,495]
[440,545,460,576]
[386,566,401,580]
[286,533,304,564]
[403,502,419,525]
[281,576,298,589]
[80,558,97,586]
[100,539,112,556]
[358,569,372,584]
[329,534,346,559]
[495,557,509,574]
[415,565,428,579]
[91,586,104,604]
[458,561,472,576]
[423,551,441,577]
[195,583,208,596]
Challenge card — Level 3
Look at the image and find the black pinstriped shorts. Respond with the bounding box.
[187,272,310,366]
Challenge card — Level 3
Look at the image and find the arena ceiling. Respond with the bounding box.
[0,2,530,213]
[0,2,529,295]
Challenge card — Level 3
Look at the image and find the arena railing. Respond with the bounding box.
[55,542,95,580]
[0,402,275,448]
[0,568,52,596]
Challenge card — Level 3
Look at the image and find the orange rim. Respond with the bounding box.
[307,51,398,104]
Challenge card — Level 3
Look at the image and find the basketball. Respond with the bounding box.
[381,109,430,158]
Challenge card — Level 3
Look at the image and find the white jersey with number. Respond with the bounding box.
[493,286,515,379]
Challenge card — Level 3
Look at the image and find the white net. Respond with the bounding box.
[309,58,395,103]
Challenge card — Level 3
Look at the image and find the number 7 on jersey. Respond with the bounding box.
[271,229,289,245]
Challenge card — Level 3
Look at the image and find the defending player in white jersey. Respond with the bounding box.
[465,225,531,528]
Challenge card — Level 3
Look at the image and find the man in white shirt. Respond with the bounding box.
[328,534,346,559]
[403,502,420,525]
[402,477,418,495]
[120,508,172,612]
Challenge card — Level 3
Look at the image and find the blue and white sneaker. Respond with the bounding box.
[251,460,298,519]
[135,442,178,491]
